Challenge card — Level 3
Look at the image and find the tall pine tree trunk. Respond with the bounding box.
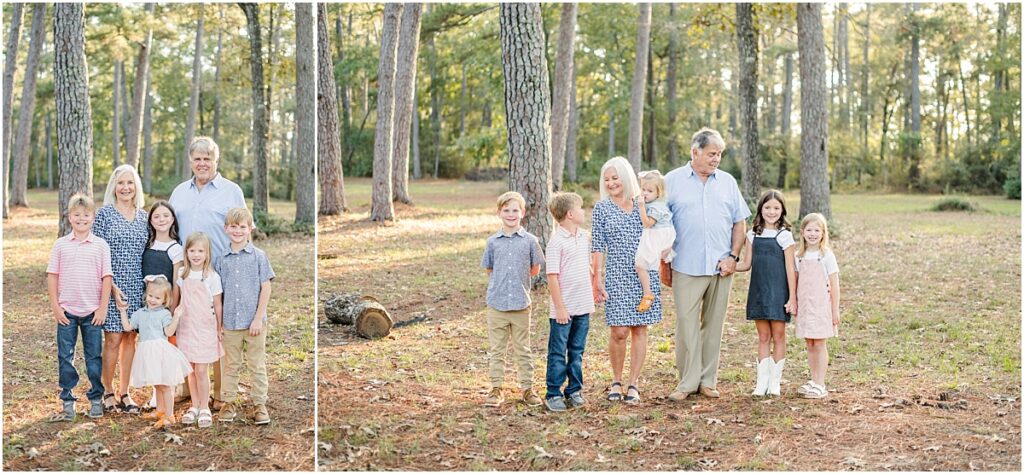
[112,60,122,167]
[318,3,346,215]
[429,30,442,179]
[666,3,680,167]
[391,3,422,204]
[644,44,656,167]
[126,3,154,168]
[183,14,204,180]
[370,3,402,222]
[412,88,421,180]
[565,62,579,183]
[241,3,270,214]
[736,3,761,203]
[3,3,24,218]
[778,52,793,189]
[294,3,315,225]
[212,6,224,143]
[142,64,154,192]
[550,2,577,191]
[46,110,53,189]
[54,4,94,236]
[501,3,553,253]
[797,3,831,219]
[860,4,870,151]
[627,3,652,171]
[10,4,46,208]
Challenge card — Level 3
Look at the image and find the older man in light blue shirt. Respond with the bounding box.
[170,137,247,261]
[665,128,750,401]
[169,136,246,408]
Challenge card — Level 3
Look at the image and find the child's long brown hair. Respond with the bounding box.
[146,200,180,248]
[751,190,792,236]
[181,232,213,280]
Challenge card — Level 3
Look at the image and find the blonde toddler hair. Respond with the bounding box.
[638,170,666,200]
[548,192,583,222]
[797,213,832,258]
[496,191,527,211]
[145,277,173,308]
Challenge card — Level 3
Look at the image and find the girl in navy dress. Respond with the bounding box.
[736,190,796,397]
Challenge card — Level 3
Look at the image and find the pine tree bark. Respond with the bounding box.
[550,3,577,191]
[644,43,656,167]
[46,110,53,189]
[565,62,579,183]
[112,60,122,167]
[736,3,761,203]
[412,88,421,179]
[142,64,154,192]
[908,4,921,187]
[429,30,442,179]
[666,3,680,167]
[778,52,794,189]
[797,3,831,220]
[125,3,155,168]
[10,3,46,208]
[293,3,315,225]
[212,6,224,143]
[241,3,270,214]
[391,3,422,204]
[627,3,652,171]
[500,3,553,252]
[370,3,402,222]
[119,59,131,148]
[3,4,24,215]
[318,3,346,215]
[183,14,204,180]
[608,112,616,157]
[54,4,94,236]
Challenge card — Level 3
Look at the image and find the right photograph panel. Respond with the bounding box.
[317,2,1022,471]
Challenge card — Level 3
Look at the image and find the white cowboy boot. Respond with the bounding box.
[768,358,786,396]
[751,358,771,397]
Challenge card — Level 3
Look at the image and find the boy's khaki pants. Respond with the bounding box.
[221,329,269,405]
[486,307,533,390]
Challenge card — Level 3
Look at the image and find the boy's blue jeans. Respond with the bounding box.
[545,314,590,399]
[57,312,105,402]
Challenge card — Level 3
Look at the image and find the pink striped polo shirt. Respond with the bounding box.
[46,232,113,316]
[546,225,596,318]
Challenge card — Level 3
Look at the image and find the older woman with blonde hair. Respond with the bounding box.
[591,156,662,405]
[93,164,149,414]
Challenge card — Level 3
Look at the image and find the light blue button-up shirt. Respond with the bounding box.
[481,227,544,311]
[169,173,246,259]
[214,242,276,330]
[665,163,750,276]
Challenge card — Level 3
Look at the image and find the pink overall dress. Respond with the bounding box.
[794,256,838,339]
[176,275,224,364]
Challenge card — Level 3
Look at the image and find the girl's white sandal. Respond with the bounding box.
[796,381,814,395]
[181,407,199,424]
[803,383,828,399]
[197,409,213,428]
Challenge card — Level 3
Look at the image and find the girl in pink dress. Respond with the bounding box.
[793,213,841,399]
[173,232,224,427]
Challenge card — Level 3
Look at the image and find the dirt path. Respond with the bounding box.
[318,180,1020,471]
[3,194,315,471]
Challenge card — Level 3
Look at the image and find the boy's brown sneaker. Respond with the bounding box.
[522,389,543,407]
[253,404,271,425]
[218,402,237,422]
[484,388,504,407]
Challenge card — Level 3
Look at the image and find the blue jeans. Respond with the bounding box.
[56,312,105,402]
[545,314,590,399]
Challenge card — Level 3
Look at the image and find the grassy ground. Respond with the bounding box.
[3,189,315,471]
[319,178,1020,471]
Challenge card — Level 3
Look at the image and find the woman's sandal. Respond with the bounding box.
[624,385,641,405]
[197,409,213,428]
[181,407,199,425]
[636,294,655,313]
[120,394,141,415]
[102,393,118,412]
[607,382,623,402]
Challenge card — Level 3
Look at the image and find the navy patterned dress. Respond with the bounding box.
[591,198,662,326]
[93,205,149,332]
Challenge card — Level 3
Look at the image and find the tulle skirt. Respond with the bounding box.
[130,339,194,387]
[635,226,677,270]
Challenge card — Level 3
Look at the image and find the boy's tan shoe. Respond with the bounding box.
[253,404,271,425]
[668,389,694,402]
[522,389,543,407]
[218,402,237,422]
[484,388,504,407]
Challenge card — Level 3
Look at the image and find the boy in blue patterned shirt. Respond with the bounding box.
[214,207,275,424]
[481,191,545,408]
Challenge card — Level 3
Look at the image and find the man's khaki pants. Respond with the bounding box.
[673,272,733,393]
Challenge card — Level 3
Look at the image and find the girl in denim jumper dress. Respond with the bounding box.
[736,190,796,397]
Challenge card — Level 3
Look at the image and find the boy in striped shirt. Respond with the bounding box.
[46,194,113,421]
[543,192,597,412]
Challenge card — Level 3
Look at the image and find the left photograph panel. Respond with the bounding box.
[2,3,315,470]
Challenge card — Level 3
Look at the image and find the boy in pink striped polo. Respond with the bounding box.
[46,194,113,421]
[543,192,597,412]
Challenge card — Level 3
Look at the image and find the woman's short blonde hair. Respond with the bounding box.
[599,157,640,201]
[102,164,145,209]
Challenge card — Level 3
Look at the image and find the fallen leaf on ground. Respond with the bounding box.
[164,433,183,445]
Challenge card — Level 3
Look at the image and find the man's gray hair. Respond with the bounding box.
[690,127,726,152]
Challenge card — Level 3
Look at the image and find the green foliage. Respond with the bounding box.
[1003,158,1020,199]
[939,138,1020,195]
[932,197,979,212]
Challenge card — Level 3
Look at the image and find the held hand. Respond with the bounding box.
[717,258,736,277]
[594,281,609,304]
[92,310,107,326]
[784,300,796,316]
[114,292,128,311]
[174,306,184,318]
[218,327,224,342]
[555,309,570,325]
[53,308,70,326]
[832,312,840,327]
[249,319,264,337]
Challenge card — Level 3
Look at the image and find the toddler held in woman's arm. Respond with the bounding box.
[635,171,676,313]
